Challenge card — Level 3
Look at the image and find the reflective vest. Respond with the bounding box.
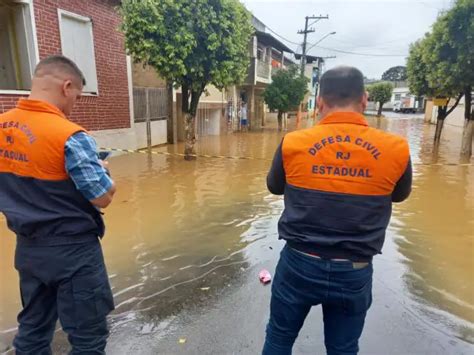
[280,112,410,261]
[0,99,104,245]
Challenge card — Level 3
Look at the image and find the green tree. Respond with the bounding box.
[407,0,473,156]
[120,0,253,159]
[407,37,464,145]
[407,39,433,98]
[263,66,308,130]
[381,66,407,82]
[367,82,393,117]
[437,0,473,158]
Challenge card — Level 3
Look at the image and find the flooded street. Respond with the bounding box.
[1,114,473,354]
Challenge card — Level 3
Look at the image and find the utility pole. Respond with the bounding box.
[298,15,328,77]
[313,56,336,119]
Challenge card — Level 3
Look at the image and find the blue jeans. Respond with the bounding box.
[263,244,373,355]
[13,240,114,355]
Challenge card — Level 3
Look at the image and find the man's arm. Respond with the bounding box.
[65,132,116,209]
[267,141,286,195]
[392,157,412,203]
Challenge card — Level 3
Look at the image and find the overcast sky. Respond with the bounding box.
[241,0,453,78]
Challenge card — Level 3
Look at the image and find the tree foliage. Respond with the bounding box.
[367,82,393,117]
[120,0,253,97]
[263,66,308,114]
[367,82,393,105]
[406,0,473,153]
[381,66,407,82]
[120,0,254,158]
[407,0,473,99]
[423,0,474,96]
[407,39,433,97]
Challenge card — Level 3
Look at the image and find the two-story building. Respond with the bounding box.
[233,16,295,130]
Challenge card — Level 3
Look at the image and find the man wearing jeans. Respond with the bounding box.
[263,66,412,355]
[0,55,116,354]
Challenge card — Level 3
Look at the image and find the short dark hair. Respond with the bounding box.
[319,66,365,107]
[34,55,86,86]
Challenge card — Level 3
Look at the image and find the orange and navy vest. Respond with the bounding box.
[280,112,410,261]
[0,99,104,245]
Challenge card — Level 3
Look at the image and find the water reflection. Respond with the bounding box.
[380,115,474,342]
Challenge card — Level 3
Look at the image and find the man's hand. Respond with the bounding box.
[91,182,116,209]
[90,160,114,208]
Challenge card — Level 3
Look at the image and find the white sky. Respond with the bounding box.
[241,0,453,78]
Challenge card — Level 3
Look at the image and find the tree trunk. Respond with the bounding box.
[277,111,283,131]
[184,112,196,160]
[377,102,383,117]
[166,81,175,144]
[433,94,464,149]
[376,116,382,129]
[183,87,204,160]
[461,87,472,159]
[434,106,447,145]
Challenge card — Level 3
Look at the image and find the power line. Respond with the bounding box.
[330,35,414,49]
[312,45,407,57]
[264,25,301,46]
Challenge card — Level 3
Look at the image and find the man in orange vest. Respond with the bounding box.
[0,56,116,354]
[263,66,412,355]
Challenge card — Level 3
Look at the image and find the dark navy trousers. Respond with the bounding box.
[263,244,373,355]
[13,239,114,355]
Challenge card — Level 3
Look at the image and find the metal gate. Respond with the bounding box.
[133,87,168,123]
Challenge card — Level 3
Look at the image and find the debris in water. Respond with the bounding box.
[179,338,187,344]
[259,269,272,284]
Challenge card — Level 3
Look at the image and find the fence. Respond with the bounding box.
[133,87,168,123]
[133,87,168,148]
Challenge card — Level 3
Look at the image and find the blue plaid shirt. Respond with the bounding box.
[65,132,113,200]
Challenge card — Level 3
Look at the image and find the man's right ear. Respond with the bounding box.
[317,96,324,111]
[361,92,369,111]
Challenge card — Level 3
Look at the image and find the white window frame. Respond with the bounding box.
[57,9,99,96]
[0,0,40,95]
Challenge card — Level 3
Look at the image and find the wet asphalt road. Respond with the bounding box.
[105,234,474,355]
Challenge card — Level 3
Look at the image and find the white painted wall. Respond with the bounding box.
[431,104,465,128]
[208,109,221,136]
[91,120,167,150]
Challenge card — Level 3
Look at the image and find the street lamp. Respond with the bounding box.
[307,31,336,52]
[306,32,336,119]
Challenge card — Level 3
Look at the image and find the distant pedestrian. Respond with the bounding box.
[263,66,412,355]
[0,55,116,354]
[240,102,248,131]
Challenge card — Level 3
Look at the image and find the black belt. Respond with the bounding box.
[291,247,370,269]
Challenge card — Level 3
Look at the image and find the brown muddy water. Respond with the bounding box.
[1,113,473,352]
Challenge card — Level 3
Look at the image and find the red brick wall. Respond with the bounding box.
[0,0,130,131]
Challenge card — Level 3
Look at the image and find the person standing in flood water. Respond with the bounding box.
[240,102,249,131]
[0,56,116,354]
[263,66,412,355]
